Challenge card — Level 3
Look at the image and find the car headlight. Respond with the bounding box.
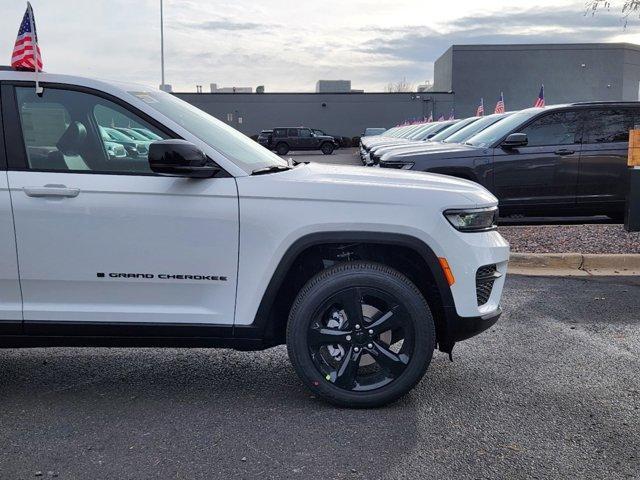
[443,206,498,232]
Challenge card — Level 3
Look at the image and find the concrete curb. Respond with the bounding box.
[508,253,640,276]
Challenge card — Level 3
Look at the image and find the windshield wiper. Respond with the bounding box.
[251,165,292,175]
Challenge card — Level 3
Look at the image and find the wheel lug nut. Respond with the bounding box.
[367,343,373,349]
[355,324,361,330]
[354,347,360,352]
[368,329,374,335]
[346,335,351,341]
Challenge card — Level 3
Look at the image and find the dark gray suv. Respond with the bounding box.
[380,103,636,220]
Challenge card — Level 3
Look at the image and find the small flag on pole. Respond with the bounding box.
[427,111,433,123]
[437,114,445,121]
[448,108,455,121]
[534,85,545,108]
[494,92,505,114]
[476,98,484,117]
[11,3,42,71]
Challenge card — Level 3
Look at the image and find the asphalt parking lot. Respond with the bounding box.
[0,275,638,479]
[1,149,638,479]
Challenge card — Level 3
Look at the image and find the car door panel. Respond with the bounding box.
[6,84,239,326]
[493,144,581,207]
[492,110,582,212]
[8,171,239,325]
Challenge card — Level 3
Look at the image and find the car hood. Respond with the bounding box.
[238,162,497,208]
[382,143,489,163]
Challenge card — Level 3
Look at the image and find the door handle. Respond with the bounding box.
[554,148,575,156]
[23,184,80,198]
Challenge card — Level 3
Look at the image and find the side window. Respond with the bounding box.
[273,128,286,138]
[520,111,582,147]
[582,109,633,144]
[287,128,299,137]
[15,87,169,173]
[299,129,311,138]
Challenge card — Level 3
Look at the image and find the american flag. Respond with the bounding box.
[11,3,42,71]
[476,98,484,117]
[437,114,445,121]
[494,92,505,114]
[534,85,545,108]
[448,109,455,120]
[427,112,433,123]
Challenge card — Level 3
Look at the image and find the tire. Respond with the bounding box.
[276,143,290,155]
[286,262,435,408]
[320,143,335,155]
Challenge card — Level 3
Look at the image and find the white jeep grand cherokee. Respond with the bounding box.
[0,68,509,407]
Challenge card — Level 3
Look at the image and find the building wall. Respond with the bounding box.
[436,43,638,117]
[433,47,453,92]
[175,92,454,138]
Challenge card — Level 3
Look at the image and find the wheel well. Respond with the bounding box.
[257,241,449,350]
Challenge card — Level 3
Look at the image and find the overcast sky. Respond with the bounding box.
[1,0,640,92]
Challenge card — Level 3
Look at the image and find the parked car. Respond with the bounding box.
[369,115,514,166]
[367,118,477,165]
[131,127,163,141]
[362,121,458,165]
[99,126,149,158]
[380,103,636,220]
[270,127,337,155]
[362,127,387,137]
[257,129,273,148]
[0,68,509,407]
[311,129,345,148]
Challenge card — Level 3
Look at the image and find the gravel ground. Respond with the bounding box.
[0,276,639,479]
[500,224,640,254]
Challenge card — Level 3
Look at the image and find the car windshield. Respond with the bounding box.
[465,110,542,148]
[128,89,287,171]
[429,118,478,142]
[444,114,511,144]
[407,124,438,139]
[365,128,386,136]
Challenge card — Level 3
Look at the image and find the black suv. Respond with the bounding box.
[380,103,637,220]
[270,127,337,155]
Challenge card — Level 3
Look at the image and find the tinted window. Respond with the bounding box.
[519,111,582,147]
[299,129,312,138]
[16,87,169,173]
[582,109,633,144]
[444,114,510,144]
[273,128,286,137]
[287,128,299,137]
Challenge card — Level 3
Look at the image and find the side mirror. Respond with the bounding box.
[502,133,528,149]
[149,139,219,178]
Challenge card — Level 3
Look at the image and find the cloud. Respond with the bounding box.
[172,19,271,32]
[353,7,627,77]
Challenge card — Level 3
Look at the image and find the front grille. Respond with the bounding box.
[476,264,499,306]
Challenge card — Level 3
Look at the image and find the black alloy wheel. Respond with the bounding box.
[287,262,435,408]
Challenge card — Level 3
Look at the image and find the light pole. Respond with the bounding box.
[159,0,171,91]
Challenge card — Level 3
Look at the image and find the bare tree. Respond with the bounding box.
[384,78,415,93]
[587,1,640,25]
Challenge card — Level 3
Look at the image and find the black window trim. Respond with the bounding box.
[0,81,230,177]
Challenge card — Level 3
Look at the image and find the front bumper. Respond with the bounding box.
[447,306,501,342]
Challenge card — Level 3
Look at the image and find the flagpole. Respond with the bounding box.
[27,2,42,96]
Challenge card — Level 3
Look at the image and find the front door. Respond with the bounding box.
[577,108,634,212]
[4,84,239,328]
[492,111,582,213]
